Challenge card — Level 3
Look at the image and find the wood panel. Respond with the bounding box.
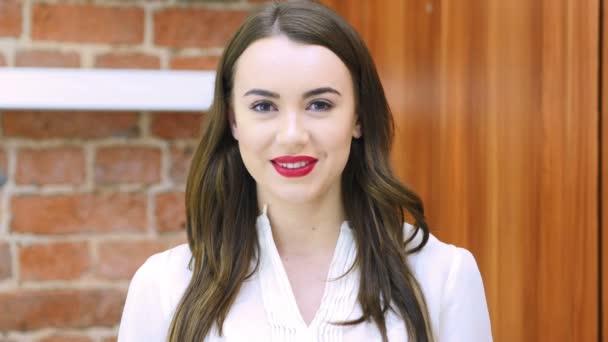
[322,0,599,341]
[603,0,608,339]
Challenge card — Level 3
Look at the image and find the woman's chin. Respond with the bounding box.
[266,187,322,205]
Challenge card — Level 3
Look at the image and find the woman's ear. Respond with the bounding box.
[352,119,362,138]
[228,108,239,140]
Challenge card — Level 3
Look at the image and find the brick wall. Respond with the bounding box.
[0,0,265,341]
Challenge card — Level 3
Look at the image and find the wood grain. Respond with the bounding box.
[322,0,600,340]
[603,0,608,339]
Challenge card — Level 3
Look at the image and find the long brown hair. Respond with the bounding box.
[168,1,433,341]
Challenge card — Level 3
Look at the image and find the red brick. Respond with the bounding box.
[3,111,139,139]
[154,8,248,48]
[95,53,160,69]
[16,50,80,68]
[0,147,6,169]
[95,147,161,185]
[0,0,22,37]
[150,113,202,139]
[0,289,125,330]
[170,144,195,184]
[155,192,185,232]
[16,147,85,186]
[172,234,188,246]
[37,335,93,342]
[11,193,147,234]
[0,242,11,280]
[96,239,173,280]
[19,241,89,281]
[170,55,220,70]
[32,4,143,44]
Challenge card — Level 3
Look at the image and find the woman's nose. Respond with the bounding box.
[276,110,309,148]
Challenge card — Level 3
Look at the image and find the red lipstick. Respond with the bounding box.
[271,155,318,178]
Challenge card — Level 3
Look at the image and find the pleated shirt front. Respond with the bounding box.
[118,213,493,342]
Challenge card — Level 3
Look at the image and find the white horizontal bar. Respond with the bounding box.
[0,67,216,112]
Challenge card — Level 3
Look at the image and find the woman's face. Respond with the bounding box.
[231,35,360,206]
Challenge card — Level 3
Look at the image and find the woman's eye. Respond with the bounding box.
[251,101,275,112]
[308,100,333,112]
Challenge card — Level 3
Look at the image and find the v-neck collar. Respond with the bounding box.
[255,209,360,338]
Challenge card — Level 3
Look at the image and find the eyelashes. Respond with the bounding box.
[249,100,334,113]
[308,100,333,112]
[251,101,275,112]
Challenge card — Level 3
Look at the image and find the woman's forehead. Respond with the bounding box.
[233,36,353,96]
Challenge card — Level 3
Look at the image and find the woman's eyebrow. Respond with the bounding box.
[303,87,341,98]
[243,87,342,99]
[243,89,280,98]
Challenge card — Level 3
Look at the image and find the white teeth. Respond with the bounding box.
[278,161,309,169]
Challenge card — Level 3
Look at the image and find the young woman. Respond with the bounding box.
[118,1,492,341]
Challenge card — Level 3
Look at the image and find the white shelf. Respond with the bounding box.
[0,67,216,112]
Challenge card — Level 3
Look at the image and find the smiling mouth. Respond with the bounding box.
[270,156,318,178]
[275,161,312,169]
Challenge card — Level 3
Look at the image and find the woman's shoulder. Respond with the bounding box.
[126,243,193,312]
[118,243,193,341]
[403,223,492,340]
[141,243,192,271]
[403,222,479,281]
[136,242,192,283]
[133,243,192,281]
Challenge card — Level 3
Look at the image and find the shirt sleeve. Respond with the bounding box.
[438,247,493,341]
[118,253,170,342]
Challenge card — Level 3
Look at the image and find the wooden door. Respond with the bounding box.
[603,1,608,340]
[321,0,600,341]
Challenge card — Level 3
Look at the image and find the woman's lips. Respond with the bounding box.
[271,155,318,178]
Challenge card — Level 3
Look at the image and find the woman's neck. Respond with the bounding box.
[258,190,345,257]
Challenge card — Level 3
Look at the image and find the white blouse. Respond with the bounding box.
[118,212,493,341]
